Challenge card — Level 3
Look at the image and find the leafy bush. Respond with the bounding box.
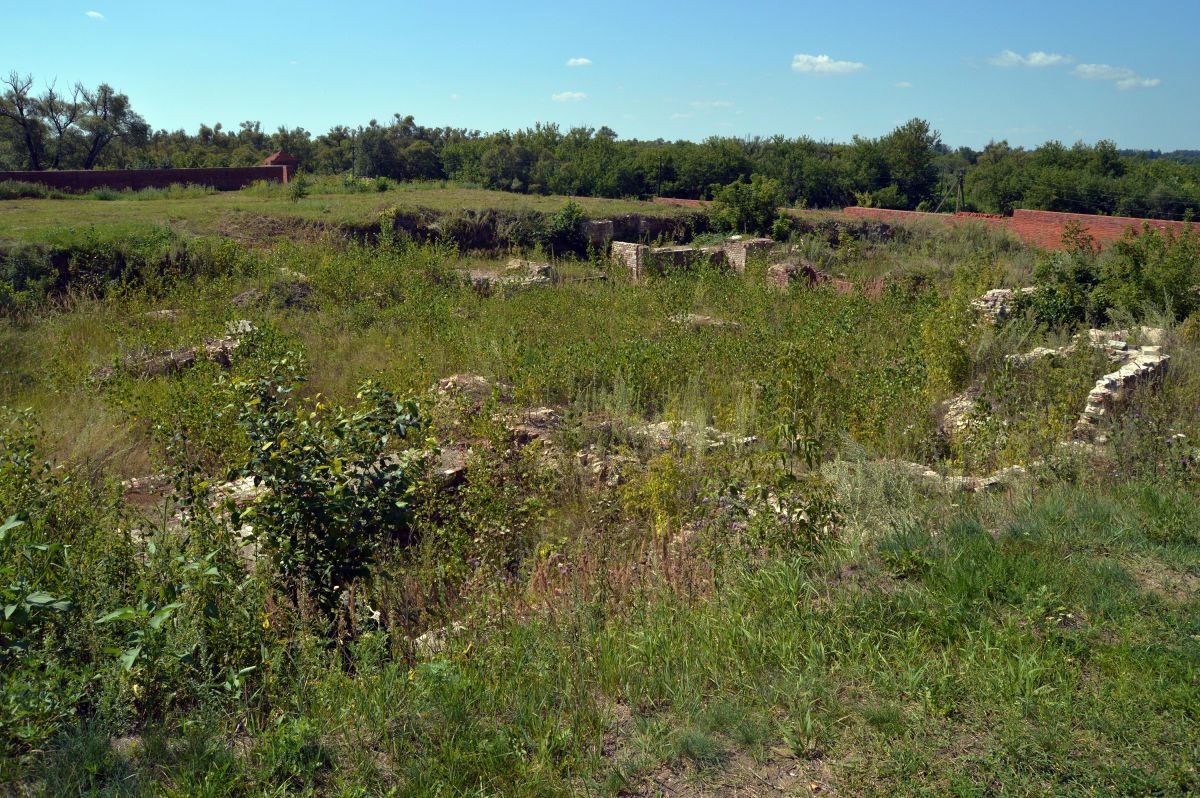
[499,208,549,250]
[287,173,310,203]
[232,352,427,610]
[1094,225,1200,320]
[1021,223,1200,326]
[542,199,586,254]
[709,175,785,235]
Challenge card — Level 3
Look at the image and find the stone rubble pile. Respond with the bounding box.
[766,260,824,290]
[971,287,1037,323]
[94,320,254,381]
[669,313,743,331]
[636,420,756,450]
[885,459,1029,493]
[231,268,314,309]
[458,260,555,296]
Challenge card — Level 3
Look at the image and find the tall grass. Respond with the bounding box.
[2,220,1198,795]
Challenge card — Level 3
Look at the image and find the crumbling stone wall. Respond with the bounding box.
[723,238,775,272]
[612,242,649,280]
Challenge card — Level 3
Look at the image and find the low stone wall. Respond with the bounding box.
[647,245,727,272]
[611,242,649,280]
[612,237,780,280]
[723,238,775,272]
[0,165,290,192]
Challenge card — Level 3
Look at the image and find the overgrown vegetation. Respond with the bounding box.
[0,202,1198,794]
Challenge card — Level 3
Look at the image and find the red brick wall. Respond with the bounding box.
[841,206,1192,250]
[1009,209,1192,248]
[0,165,289,192]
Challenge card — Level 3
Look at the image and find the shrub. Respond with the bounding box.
[542,200,586,255]
[232,354,427,610]
[919,292,975,402]
[1023,224,1200,325]
[287,174,310,203]
[709,175,785,235]
[1094,225,1200,321]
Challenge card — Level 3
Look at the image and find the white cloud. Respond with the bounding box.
[450,93,460,101]
[689,100,733,109]
[670,112,693,120]
[1073,63,1160,89]
[989,49,1070,68]
[791,53,865,74]
[1072,63,1133,81]
[565,57,592,67]
[85,10,105,19]
[896,81,912,89]
[1116,77,1161,90]
[551,91,586,102]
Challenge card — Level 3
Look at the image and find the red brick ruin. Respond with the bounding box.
[0,151,299,193]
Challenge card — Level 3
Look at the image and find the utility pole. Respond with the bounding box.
[956,171,965,213]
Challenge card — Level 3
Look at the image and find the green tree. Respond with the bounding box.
[710,174,785,234]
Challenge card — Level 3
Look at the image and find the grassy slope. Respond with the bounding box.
[0,182,685,243]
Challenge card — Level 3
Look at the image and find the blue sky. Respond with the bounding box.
[8,1,1198,150]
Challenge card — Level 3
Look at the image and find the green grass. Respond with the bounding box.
[0,179,687,243]
[17,480,1200,796]
[2,203,1198,795]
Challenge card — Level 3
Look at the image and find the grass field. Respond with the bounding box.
[0,179,687,244]
[1,193,1198,795]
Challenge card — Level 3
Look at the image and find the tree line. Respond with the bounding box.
[3,71,1198,220]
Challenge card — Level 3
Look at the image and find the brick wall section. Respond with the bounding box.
[841,206,1192,250]
[723,238,775,273]
[0,165,289,192]
[1009,209,1192,248]
[612,242,649,280]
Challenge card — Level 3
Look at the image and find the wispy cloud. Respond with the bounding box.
[689,100,733,109]
[565,57,592,67]
[988,49,1070,68]
[670,112,693,120]
[895,81,912,89]
[551,91,586,102]
[1116,77,1161,90]
[1073,63,1160,90]
[85,10,105,20]
[791,53,865,74]
[450,93,461,101]
[1072,63,1131,81]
